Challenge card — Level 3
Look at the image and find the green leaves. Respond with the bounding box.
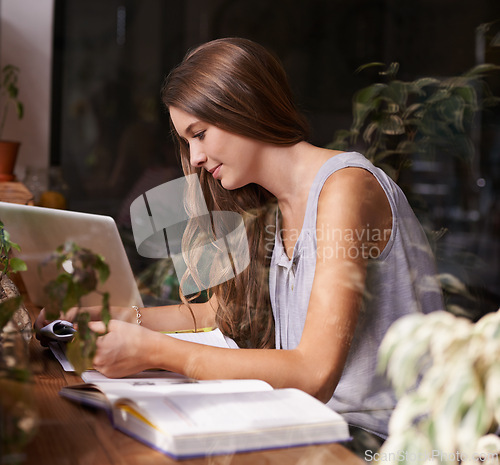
[101,292,111,327]
[0,64,24,139]
[463,63,500,78]
[351,83,386,136]
[0,221,27,276]
[330,62,500,181]
[378,308,500,462]
[0,296,23,329]
[40,241,111,375]
[42,241,110,318]
[8,258,27,274]
[66,312,98,374]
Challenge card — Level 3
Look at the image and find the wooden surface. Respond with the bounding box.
[0,182,34,205]
[23,304,365,465]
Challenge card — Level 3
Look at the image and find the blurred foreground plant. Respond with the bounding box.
[43,241,110,374]
[0,222,37,464]
[0,219,29,336]
[377,309,500,465]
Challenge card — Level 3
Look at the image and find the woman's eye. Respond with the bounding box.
[193,130,205,141]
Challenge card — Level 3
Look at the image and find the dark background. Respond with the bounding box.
[49,0,500,312]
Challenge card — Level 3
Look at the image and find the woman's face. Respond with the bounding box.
[169,106,264,190]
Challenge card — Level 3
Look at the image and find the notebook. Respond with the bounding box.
[0,201,143,308]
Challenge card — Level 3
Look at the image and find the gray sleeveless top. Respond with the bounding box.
[269,152,444,437]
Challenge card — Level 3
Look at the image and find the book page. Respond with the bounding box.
[62,377,272,409]
[81,370,188,384]
[131,388,345,435]
[165,328,239,349]
[51,328,238,374]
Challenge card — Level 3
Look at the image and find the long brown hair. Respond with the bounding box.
[161,38,309,348]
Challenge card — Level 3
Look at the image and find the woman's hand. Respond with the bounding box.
[34,306,93,346]
[35,305,104,330]
[34,308,53,346]
[34,305,135,345]
[88,320,158,378]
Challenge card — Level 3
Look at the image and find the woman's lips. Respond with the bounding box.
[211,164,222,179]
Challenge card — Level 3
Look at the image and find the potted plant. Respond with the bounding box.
[0,64,24,182]
[0,220,30,335]
[329,62,499,183]
[0,221,37,464]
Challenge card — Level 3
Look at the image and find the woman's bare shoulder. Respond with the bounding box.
[317,166,392,242]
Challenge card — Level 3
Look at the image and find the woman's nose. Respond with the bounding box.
[190,145,207,168]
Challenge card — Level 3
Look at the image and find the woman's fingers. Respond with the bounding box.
[88,320,107,334]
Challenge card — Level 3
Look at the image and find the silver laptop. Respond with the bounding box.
[0,201,143,308]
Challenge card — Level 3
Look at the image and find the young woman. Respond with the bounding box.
[36,38,443,441]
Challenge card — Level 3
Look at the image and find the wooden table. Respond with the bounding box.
[23,303,365,465]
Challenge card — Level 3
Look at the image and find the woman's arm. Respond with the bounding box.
[91,168,392,402]
[35,295,218,336]
[127,295,218,332]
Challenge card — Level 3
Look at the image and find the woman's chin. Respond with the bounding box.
[219,178,237,190]
[220,179,247,191]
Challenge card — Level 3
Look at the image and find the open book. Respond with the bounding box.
[60,373,350,459]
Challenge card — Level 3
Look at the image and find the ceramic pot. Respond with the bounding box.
[0,141,21,182]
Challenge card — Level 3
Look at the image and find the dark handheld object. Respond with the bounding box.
[39,319,76,342]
